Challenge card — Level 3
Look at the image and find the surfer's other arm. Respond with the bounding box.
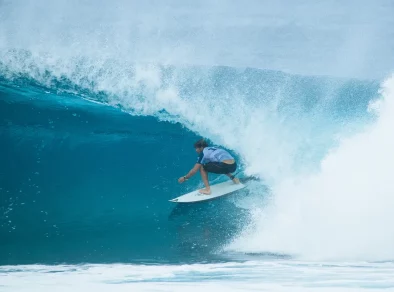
[178,163,201,183]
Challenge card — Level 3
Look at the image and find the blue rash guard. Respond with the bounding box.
[197,147,234,165]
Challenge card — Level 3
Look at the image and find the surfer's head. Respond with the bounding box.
[194,139,208,152]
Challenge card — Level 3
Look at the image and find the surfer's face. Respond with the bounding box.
[195,147,203,153]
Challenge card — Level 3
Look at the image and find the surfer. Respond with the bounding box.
[178,139,240,195]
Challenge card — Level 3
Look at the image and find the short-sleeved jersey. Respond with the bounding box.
[196,147,234,164]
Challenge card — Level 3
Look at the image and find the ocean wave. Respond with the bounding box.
[1,39,390,263]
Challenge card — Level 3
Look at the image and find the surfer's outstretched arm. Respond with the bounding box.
[178,163,201,183]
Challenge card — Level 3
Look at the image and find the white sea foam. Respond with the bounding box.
[1,261,394,291]
[228,75,394,261]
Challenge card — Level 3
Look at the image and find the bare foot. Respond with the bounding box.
[199,188,211,195]
[232,177,240,184]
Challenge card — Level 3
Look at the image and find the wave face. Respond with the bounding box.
[1,0,394,265]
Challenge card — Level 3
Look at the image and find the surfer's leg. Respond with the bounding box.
[199,167,211,195]
[226,173,240,184]
[223,162,239,184]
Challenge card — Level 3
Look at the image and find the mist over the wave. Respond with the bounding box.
[1,0,394,78]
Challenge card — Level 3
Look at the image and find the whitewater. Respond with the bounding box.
[1,0,394,291]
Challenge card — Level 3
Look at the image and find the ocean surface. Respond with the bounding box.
[1,0,394,291]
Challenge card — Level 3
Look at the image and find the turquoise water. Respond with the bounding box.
[1,0,394,290]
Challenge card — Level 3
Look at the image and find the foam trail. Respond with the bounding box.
[228,75,394,261]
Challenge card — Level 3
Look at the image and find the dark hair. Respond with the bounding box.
[194,138,208,149]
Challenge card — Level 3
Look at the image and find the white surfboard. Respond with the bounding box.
[169,180,246,203]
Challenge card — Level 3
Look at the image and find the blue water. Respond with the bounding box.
[0,88,246,264]
[1,0,394,291]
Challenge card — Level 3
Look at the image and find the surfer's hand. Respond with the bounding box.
[178,176,186,183]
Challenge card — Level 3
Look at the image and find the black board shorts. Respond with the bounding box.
[203,162,237,174]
